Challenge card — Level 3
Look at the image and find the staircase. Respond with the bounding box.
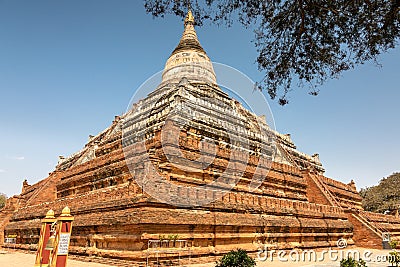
[302,172,387,249]
[347,210,383,249]
[277,144,342,209]
[25,175,58,206]
[304,172,342,208]
[357,211,400,243]
[71,256,145,267]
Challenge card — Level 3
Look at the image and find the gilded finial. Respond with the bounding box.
[61,206,71,216]
[45,209,55,219]
[184,9,195,26]
[161,0,217,86]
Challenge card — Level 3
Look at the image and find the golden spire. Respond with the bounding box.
[172,9,204,55]
[184,9,195,26]
[161,8,217,85]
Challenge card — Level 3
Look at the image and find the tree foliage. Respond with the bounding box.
[340,257,367,267]
[144,0,400,104]
[215,249,256,267]
[0,193,6,209]
[360,172,400,213]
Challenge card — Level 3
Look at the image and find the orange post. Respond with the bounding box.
[49,207,74,267]
[34,209,56,267]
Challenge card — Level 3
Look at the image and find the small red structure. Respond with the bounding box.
[34,209,56,267]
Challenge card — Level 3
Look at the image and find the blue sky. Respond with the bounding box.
[0,0,399,197]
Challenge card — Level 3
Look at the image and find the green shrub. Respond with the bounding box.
[340,257,367,267]
[216,249,256,267]
[167,234,179,240]
[390,240,399,249]
[389,250,400,267]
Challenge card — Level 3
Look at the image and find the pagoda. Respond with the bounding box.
[1,10,399,265]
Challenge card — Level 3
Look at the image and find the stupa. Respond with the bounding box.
[1,9,399,265]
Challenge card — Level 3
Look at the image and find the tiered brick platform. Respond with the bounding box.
[1,9,399,265]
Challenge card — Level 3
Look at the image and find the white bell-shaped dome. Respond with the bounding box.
[161,10,217,86]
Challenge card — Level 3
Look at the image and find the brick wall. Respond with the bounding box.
[6,180,352,260]
[346,211,382,249]
[304,172,332,206]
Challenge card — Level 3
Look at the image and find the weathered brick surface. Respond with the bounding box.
[2,10,398,263]
[346,211,383,249]
[358,211,400,243]
[0,197,19,246]
[5,161,353,259]
[0,108,363,261]
[319,175,363,209]
[304,172,331,206]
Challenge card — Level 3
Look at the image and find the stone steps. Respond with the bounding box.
[347,211,382,249]
[70,255,188,267]
[70,255,142,267]
[304,173,332,206]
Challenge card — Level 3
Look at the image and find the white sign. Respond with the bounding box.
[4,238,16,244]
[57,233,71,255]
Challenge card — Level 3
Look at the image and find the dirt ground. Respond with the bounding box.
[0,249,108,267]
[0,247,394,267]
